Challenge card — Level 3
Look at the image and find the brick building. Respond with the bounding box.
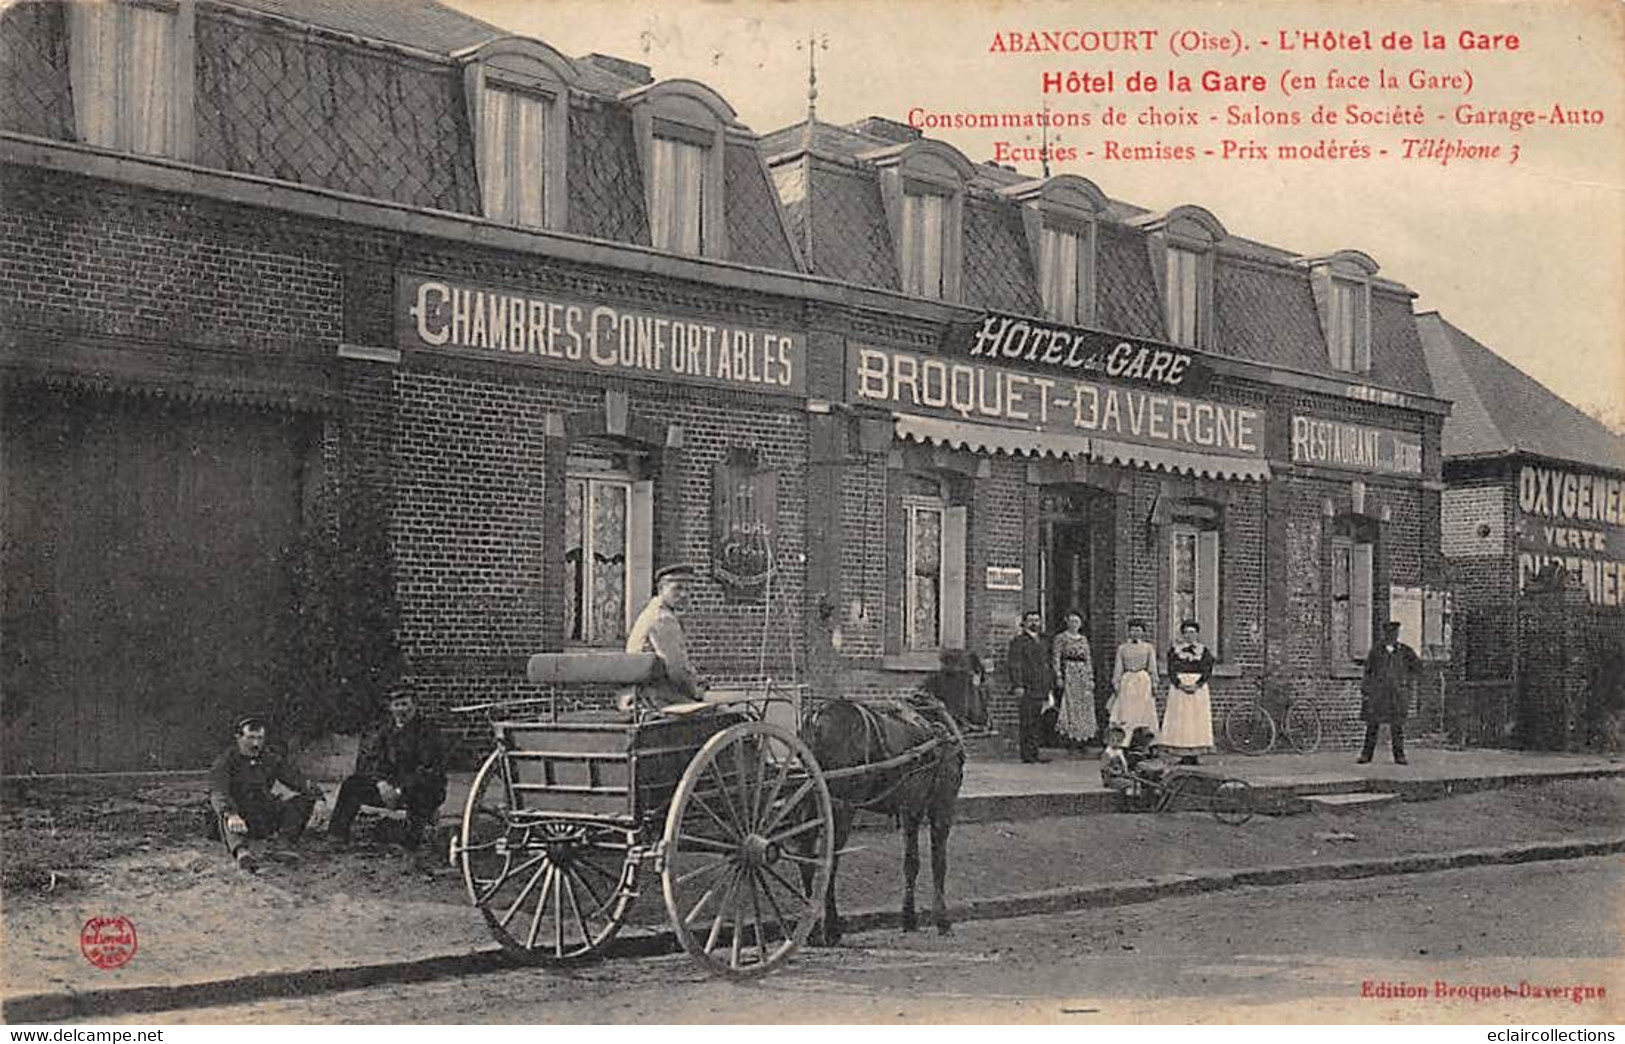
[0,0,829,771]
[761,116,1451,748]
[1419,313,1625,750]
[1,0,1453,773]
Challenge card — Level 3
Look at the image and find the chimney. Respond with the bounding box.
[845,116,922,145]
[581,53,654,86]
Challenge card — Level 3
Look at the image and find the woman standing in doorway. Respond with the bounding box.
[1162,619,1216,765]
[1109,618,1160,737]
[1051,610,1097,747]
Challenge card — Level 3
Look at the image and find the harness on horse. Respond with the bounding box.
[808,698,966,813]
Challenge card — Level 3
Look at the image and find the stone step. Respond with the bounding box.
[1300,791,1402,809]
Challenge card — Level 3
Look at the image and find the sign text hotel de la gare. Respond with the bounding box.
[851,314,1263,459]
[397,274,806,395]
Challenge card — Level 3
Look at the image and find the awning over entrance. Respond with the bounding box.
[894,414,1092,459]
[1090,437,1272,481]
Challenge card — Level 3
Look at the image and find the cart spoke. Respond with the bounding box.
[553,863,567,958]
[775,849,827,868]
[687,788,741,841]
[707,756,748,835]
[762,778,815,834]
[673,855,731,888]
[704,869,744,953]
[752,866,792,936]
[761,862,810,906]
[523,865,555,948]
[563,870,594,947]
[747,866,768,963]
[497,858,549,929]
[752,754,792,833]
[767,815,826,847]
[678,831,738,856]
[683,877,723,928]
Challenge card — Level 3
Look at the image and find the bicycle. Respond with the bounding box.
[1222,689,1323,755]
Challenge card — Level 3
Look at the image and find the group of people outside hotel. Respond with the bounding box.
[1006,612,1217,766]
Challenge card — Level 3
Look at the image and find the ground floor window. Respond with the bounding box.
[1166,501,1222,655]
[564,448,652,647]
[894,473,966,654]
[1330,527,1375,665]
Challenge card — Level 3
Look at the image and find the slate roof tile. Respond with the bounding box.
[1418,313,1625,469]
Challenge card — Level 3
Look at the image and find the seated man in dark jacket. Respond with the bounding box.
[209,715,325,872]
[328,690,447,848]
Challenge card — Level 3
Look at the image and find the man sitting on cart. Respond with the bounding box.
[620,564,709,714]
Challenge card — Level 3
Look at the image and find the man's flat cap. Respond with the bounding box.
[655,564,700,584]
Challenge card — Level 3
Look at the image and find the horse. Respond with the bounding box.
[799,696,965,944]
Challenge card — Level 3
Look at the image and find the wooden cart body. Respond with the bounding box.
[452,652,835,978]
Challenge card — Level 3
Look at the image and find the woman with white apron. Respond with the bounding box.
[1161,619,1216,764]
[1108,617,1160,737]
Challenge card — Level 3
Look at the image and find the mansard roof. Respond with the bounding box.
[762,114,1436,396]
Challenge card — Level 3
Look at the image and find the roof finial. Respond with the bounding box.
[797,32,828,145]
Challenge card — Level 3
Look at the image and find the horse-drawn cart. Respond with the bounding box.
[449,653,838,978]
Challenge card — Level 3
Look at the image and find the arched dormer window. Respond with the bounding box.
[459,37,576,230]
[1135,205,1226,350]
[622,80,744,258]
[864,140,974,302]
[1301,250,1379,374]
[1001,175,1109,325]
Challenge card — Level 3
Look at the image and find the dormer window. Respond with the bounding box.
[1135,205,1225,351]
[67,0,195,159]
[900,188,949,298]
[867,140,973,303]
[1003,175,1106,326]
[1304,251,1378,374]
[460,38,575,230]
[650,130,708,254]
[1165,246,1202,348]
[624,80,742,259]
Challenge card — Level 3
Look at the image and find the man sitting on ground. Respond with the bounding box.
[208,716,325,872]
[327,690,447,849]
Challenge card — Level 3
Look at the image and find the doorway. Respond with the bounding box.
[1038,486,1116,739]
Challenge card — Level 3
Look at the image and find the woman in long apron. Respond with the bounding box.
[1108,618,1160,737]
[1161,619,1216,764]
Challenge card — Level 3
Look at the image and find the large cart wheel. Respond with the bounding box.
[1223,700,1277,756]
[1284,701,1323,754]
[456,749,638,964]
[661,721,834,979]
[1211,778,1255,826]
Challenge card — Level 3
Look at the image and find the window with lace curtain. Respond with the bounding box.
[891,473,967,658]
[1168,521,1221,656]
[1330,527,1374,666]
[480,85,549,228]
[67,0,193,158]
[564,448,653,647]
[650,135,707,255]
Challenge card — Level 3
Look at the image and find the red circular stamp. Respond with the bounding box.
[80,915,138,970]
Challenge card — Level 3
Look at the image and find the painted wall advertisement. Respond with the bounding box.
[1515,464,1625,607]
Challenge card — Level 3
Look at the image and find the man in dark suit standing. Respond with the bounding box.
[1007,610,1056,763]
[1359,620,1421,765]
